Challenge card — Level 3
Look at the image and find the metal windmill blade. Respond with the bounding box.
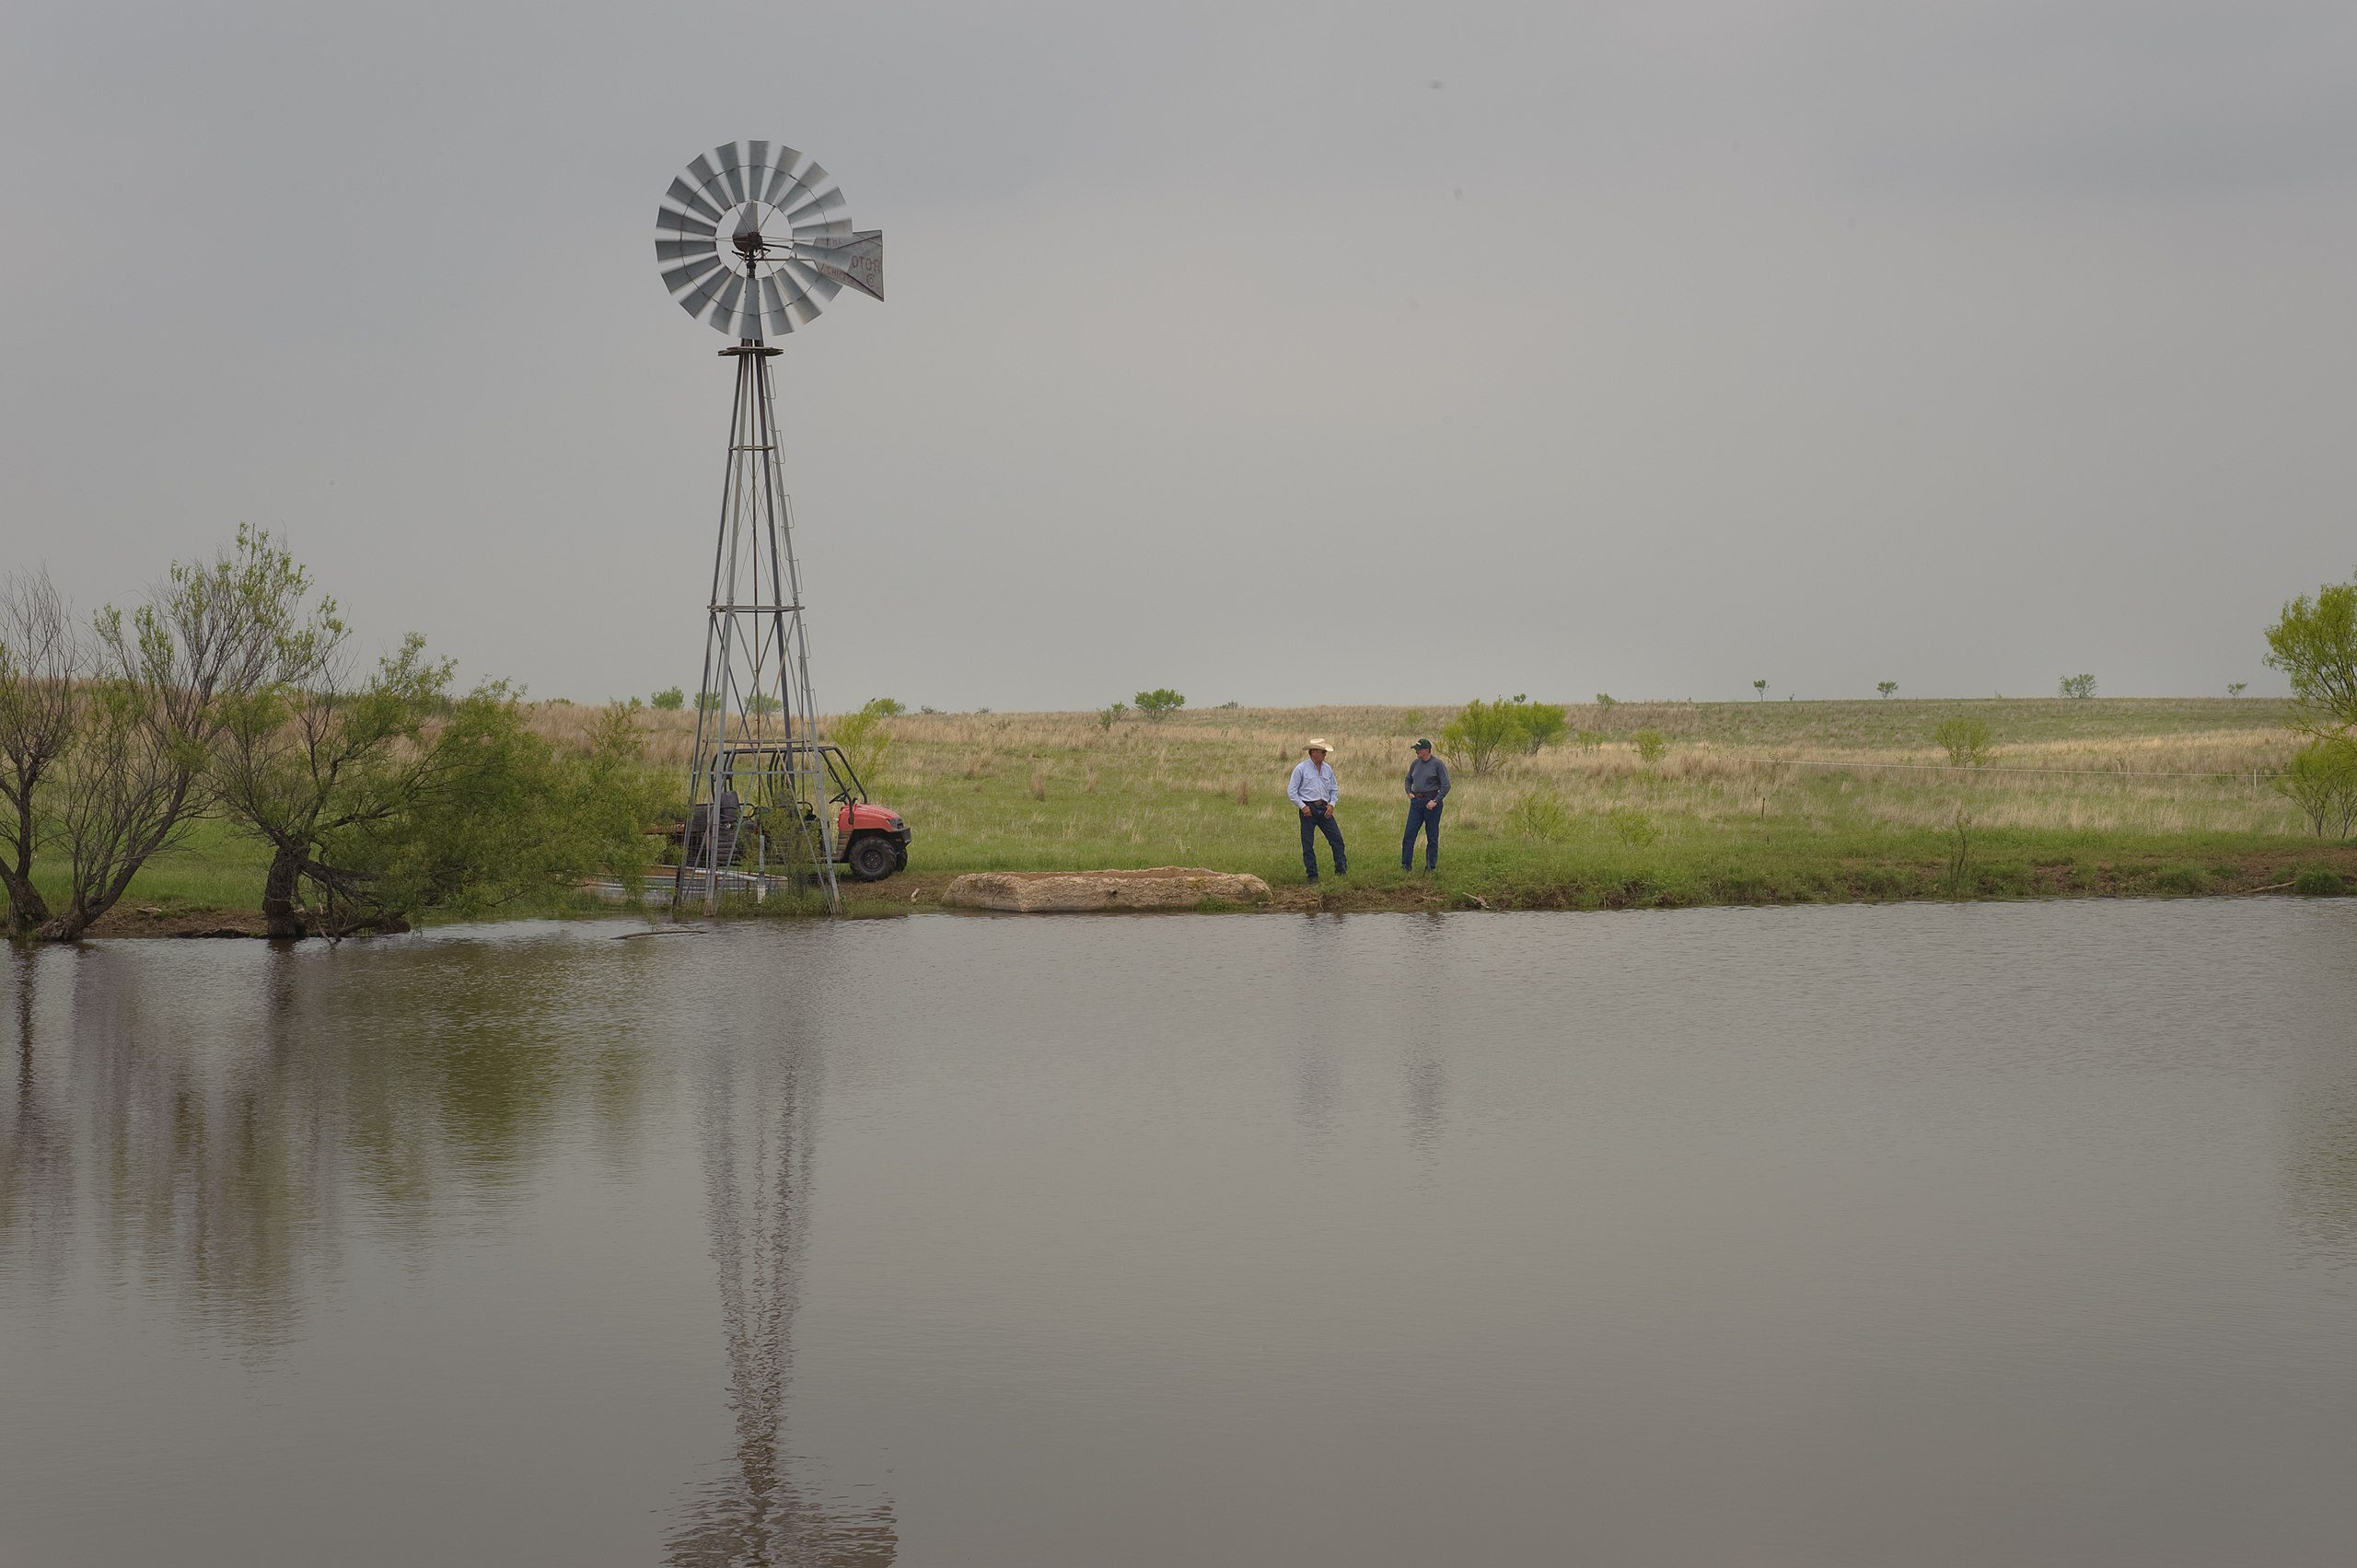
[652,140,884,342]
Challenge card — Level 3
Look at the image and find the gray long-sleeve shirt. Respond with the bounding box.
[1404,755,1451,799]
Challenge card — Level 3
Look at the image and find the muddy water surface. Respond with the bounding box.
[4,903,2356,1566]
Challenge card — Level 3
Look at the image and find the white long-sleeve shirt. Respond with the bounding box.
[1286,758,1339,807]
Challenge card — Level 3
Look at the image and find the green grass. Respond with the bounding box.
[28,816,273,914]
[19,696,2352,930]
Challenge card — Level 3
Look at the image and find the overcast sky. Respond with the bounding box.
[5,1,2352,709]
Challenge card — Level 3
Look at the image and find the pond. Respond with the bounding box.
[4,903,2356,1565]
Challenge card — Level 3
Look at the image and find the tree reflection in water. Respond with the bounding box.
[665,1031,896,1566]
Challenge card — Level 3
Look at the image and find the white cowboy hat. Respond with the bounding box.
[1306,738,1333,752]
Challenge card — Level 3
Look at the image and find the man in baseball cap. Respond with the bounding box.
[1402,738,1451,871]
[1286,739,1347,882]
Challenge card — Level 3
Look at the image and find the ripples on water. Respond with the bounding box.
[3,902,2356,1566]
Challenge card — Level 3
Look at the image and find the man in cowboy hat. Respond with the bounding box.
[1401,738,1450,871]
[1286,739,1346,881]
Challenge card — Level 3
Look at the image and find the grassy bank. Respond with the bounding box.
[50,695,2357,934]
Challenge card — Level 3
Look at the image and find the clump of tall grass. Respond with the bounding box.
[1503,787,1573,842]
[1608,807,1659,847]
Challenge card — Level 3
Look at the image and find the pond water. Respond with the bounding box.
[4,902,2356,1566]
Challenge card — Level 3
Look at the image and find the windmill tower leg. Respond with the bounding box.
[674,337,842,916]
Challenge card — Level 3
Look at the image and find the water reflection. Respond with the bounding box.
[0,941,646,1338]
[665,1030,897,1565]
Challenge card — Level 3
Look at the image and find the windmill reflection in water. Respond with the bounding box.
[666,1030,896,1566]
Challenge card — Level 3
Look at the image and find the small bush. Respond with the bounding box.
[747,692,781,716]
[1444,698,1524,776]
[651,686,686,711]
[1503,787,1573,842]
[2150,865,2210,895]
[1606,807,1658,847]
[861,697,906,716]
[1933,715,1992,767]
[2060,673,2097,700]
[831,706,894,789]
[2272,738,2357,838]
[2293,866,2346,896]
[1632,729,1667,764]
[1097,702,1126,731]
[1573,728,1607,752]
[1134,688,1186,722]
[1508,697,1569,754]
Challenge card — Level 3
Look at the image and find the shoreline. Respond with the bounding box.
[76,843,2357,938]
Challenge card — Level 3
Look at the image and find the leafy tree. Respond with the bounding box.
[2059,673,2097,699]
[746,692,782,716]
[695,691,722,714]
[861,697,906,716]
[1133,688,1185,722]
[650,686,686,711]
[1595,693,1616,711]
[21,528,320,943]
[1442,698,1523,775]
[0,570,79,937]
[1753,679,1768,701]
[2273,738,2357,838]
[2265,575,2357,738]
[1933,715,1992,767]
[2227,681,2247,698]
[1877,681,1898,699]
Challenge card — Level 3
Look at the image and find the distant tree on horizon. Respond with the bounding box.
[2060,673,2097,700]
[1753,679,1768,702]
[1877,681,1898,699]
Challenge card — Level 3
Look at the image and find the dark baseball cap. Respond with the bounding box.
[1412,738,1433,749]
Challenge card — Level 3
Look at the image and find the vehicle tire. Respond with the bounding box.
[846,834,899,882]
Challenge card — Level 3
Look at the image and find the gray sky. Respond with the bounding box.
[5,1,2352,709]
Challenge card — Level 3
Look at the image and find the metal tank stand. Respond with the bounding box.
[675,327,841,915]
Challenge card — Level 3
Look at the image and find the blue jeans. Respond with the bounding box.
[1300,806,1346,878]
[1403,797,1442,868]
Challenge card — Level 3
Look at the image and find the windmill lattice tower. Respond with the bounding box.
[654,140,883,914]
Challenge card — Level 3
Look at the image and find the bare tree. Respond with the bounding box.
[0,571,83,937]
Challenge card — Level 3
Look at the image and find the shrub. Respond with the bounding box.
[1595,693,1616,711]
[1933,715,1991,767]
[2293,866,2346,896]
[1606,807,1658,847]
[1443,698,1524,776]
[1573,728,1607,752]
[1509,698,1568,754]
[695,690,722,714]
[1133,688,1185,722]
[1876,681,1897,699]
[2059,673,2097,699]
[830,705,893,790]
[651,686,686,711]
[861,697,906,716]
[2272,738,2357,838]
[1503,787,1572,842]
[1632,729,1667,764]
[746,692,781,715]
[1097,702,1126,731]
[2227,681,2247,698]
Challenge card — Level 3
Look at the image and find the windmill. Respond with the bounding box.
[655,141,884,914]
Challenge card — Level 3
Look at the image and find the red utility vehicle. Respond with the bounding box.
[810,743,911,881]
